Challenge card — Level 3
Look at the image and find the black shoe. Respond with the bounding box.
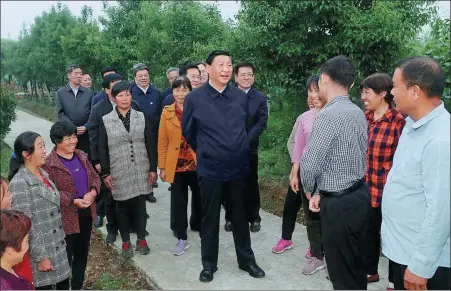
[146,193,157,203]
[238,263,265,278]
[199,267,218,282]
[153,182,159,188]
[224,221,232,232]
[94,216,104,228]
[105,232,117,244]
[250,221,261,233]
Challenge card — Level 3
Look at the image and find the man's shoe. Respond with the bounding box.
[153,182,159,188]
[136,239,150,255]
[238,263,265,278]
[146,193,157,203]
[168,186,171,191]
[250,221,261,233]
[94,216,104,228]
[105,232,117,244]
[224,221,232,232]
[199,267,218,282]
[146,213,150,219]
[301,257,326,275]
[368,273,380,283]
[122,242,134,259]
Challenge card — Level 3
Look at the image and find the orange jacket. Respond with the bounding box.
[158,103,197,183]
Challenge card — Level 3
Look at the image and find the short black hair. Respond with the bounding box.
[196,61,207,67]
[206,50,231,65]
[102,73,123,89]
[234,62,255,75]
[319,55,356,89]
[360,73,394,103]
[66,64,81,75]
[172,76,193,91]
[111,81,132,98]
[50,121,77,145]
[180,64,201,76]
[396,56,445,98]
[101,67,117,77]
[306,75,320,91]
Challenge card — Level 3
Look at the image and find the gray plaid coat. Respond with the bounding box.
[10,166,71,287]
[100,108,153,201]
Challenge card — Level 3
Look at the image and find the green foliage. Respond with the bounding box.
[0,87,17,141]
[1,142,13,177]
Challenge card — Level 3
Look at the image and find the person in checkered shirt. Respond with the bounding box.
[360,73,406,287]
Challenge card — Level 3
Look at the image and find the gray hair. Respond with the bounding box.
[166,67,179,76]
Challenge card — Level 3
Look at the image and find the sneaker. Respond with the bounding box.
[94,216,104,228]
[105,232,117,244]
[136,239,150,255]
[302,257,326,275]
[368,273,380,283]
[272,238,293,254]
[305,247,312,259]
[122,242,134,259]
[173,240,189,256]
[387,282,394,290]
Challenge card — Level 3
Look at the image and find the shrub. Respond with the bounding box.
[0,86,17,141]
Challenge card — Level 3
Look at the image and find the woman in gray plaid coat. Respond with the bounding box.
[8,132,71,289]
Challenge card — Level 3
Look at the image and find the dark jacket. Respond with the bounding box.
[246,87,269,153]
[162,87,172,99]
[163,93,175,107]
[131,84,163,127]
[91,91,107,107]
[87,97,141,164]
[55,85,94,128]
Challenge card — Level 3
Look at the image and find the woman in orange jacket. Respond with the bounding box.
[158,76,202,256]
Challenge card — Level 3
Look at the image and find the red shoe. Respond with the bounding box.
[387,282,394,290]
[367,273,380,283]
[122,242,134,258]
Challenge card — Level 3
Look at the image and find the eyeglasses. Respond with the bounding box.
[239,73,254,78]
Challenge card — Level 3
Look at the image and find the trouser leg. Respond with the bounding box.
[281,185,302,240]
[364,206,382,275]
[104,188,118,234]
[172,172,189,240]
[116,199,131,242]
[187,171,202,234]
[70,207,92,290]
[245,153,261,223]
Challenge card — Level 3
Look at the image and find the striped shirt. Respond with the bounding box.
[301,95,368,193]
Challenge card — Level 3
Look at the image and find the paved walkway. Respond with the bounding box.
[5,109,389,290]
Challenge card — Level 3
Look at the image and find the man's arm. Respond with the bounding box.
[300,114,337,193]
[98,118,111,177]
[144,113,158,172]
[247,96,269,143]
[55,90,75,126]
[87,106,100,164]
[182,94,197,151]
[408,140,450,278]
[83,90,94,128]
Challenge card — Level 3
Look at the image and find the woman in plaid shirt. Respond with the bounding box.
[360,73,406,287]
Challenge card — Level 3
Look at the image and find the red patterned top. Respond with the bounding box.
[175,105,196,172]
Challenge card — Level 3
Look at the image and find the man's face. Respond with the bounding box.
[206,55,232,86]
[106,80,121,100]
[134,69,150,88]
[186,68,201,89]
[197,64,208,84]
[391,68,416,114]
[68,68,82,86]
[81,74,92,88]
[114,90,132,110]
[234,66,254,91]
[167,70,179,86]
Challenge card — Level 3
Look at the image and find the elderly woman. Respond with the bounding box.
[98,81,157,258]
[158,76,202,255]
[42,121,100,290]
[0,210,34,290]
[9,132,71,290]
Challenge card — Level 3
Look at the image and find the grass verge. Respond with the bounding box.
[17,97,56,122]
[1,141,12,177]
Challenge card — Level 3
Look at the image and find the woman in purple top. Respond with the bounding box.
[42,121,100,290]
[0,210,34,290]
[272,75,327,275]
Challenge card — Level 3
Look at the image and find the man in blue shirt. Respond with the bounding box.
[182,50,265,283]
[381,56,450,290]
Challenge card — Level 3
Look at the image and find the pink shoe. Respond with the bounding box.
[272,238,293,254]
[305,247,312,259]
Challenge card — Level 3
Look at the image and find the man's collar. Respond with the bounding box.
[323,95,349,109]
[207,81,229,99]
[67,84,81,91]
[412,103,446,130]
[137,84,149,93]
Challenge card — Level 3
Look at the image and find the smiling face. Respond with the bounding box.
[23,136,47,167]
[56,134,78,155]
[207,55,233,86]
[235,66,254,91]
[134,69,150,88]
[186,68,201,89]
[114,90,132,111]
[308,84,324,109]
[81,74,92,88]
[361,87,387,111]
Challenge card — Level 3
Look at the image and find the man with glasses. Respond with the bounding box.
[131,63,163,202]
[55,64,95,160]
[162,67,180,99]
[163,63,201,106]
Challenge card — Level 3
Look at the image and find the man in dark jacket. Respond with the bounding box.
[91,67,118,106]
[55,64,94,160]
[161,67,179,99]
[163,64,201,106]
[224,62,268,233]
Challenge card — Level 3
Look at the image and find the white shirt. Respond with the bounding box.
[137,85,149,94]
[70,84,80,98]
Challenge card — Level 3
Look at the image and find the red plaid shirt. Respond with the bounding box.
[365,106,406,207]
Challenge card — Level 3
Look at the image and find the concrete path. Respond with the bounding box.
[5,109,389,290]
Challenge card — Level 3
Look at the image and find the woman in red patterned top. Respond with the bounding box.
[360,73,406,287]
[158,76,201,256]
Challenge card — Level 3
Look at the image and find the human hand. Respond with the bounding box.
[83,190,96,204]
[37,258,54,272]
[73,198,90,209]
[290,175,299,193]
[104,175,113,190]
[148,172,157,185]
[77,126,87,135]
[159,169,166,182]
[309,195,321,212]
[305,192,312,200]
[404,268,428,290]
[95,164,102,173]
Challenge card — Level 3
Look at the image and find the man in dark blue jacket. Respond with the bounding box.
[131,63,163,201]
[91,67,118,107]
[163,64,201,106]
[182,50,265,283]
[161,67,179,99]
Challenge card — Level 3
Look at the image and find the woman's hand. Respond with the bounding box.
[73,199,90,209]
[37,258,54,272]
[103,175,113,190]
[83,190,96,205]
[159,169,166,182]
[148,172,157,185]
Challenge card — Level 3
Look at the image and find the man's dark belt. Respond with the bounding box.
[319,178,365,197]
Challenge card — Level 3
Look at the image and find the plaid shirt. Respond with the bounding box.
[365,106,406,207]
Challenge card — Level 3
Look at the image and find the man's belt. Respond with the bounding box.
[319,178,365,197]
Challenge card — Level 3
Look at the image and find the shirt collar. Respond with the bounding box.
[207,81,229,98]
[68,84,81,91]
[411,103,446,130]
[323,95,349,109]
[365,104,397,123]
[137,85,149,94]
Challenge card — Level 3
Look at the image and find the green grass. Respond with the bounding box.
[91,273,130,290]
[17,97,56,123]
[1,141,13,178]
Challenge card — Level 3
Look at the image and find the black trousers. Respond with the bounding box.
[65,207,92,290]
[224,154,261,223]
[321,184,371,290]
[171,180,202,233]
[76,132,91,161]
[199,176,256,270]
[390,260,451,290]
[171,171,202,240]
[95,183,107,218]
[364,206,382,276]
[116,195,146,242]
[104,188,118,235]
[35,278,69,290]
[281,185,302,240]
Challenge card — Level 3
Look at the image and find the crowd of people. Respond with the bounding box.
[0,50,449,291]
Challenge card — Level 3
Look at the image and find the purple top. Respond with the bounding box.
[59,154,88,199]
[0,267,33,290]
[292,108,318,163]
